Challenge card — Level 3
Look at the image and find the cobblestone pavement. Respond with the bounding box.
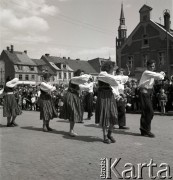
[0,109,173,180]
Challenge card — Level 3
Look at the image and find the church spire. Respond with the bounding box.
[120,3,125,21]
[119,2,126,29]
[116,2,127,48]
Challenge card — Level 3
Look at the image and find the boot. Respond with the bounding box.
[107,130,116,143]
[103,135,111,144]
[43,124,48,132]
[46,122,53,131]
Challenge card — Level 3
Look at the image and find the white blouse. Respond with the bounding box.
[138,70,165,89]
[40,82,56,93]
[71,74,92,85]
[98,71,128,98]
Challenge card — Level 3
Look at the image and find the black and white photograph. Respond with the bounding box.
[0,0,173,179]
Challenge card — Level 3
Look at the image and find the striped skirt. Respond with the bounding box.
[60,91,83,123]
[3,94,22,117]
[95,89,118,127]
[39,94,58,121]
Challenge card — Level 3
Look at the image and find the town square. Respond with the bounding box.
[0,0,173,179]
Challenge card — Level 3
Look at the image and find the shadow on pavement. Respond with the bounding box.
[63,135,102,143]
[21,126,102,142]
[113,130,141,137]
[0,124,7,128]
[84,124,141,137]
[20,126,67,136]
[84,124,101,129]
[56,120,69,123]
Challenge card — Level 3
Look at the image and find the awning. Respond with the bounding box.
[18,81,36,85]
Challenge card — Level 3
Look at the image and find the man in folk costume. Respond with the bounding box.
[84,76,94,120]
[115,68,129,129]
[138,60,165,137]
[39,72,58,132]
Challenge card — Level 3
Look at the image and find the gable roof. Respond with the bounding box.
[151,20,173,38]
[42,55,98,74]
[3,50,36,66]
[32,59,56,75]
[119,18,173,52]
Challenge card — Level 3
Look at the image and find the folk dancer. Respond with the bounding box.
[95,61,122,144]
[3,77,22,127]
[138,60,165,137]
[61,69,91,137]
[115,68,129,129]
[84,76,94,120]
[39,73,58,132]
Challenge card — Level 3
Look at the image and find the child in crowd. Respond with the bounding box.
[158,88,167,115]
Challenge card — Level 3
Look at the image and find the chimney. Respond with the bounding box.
[68,57,70,59]
[163,9,171,32]
[7,46,10,51]
[45,53,50,57]
[10,45,14,53]
[24,50,27,54]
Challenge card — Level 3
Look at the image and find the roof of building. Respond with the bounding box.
[32,59,46,66]
[31,59,56,75]
[153,21,173,37]
[42,55,98,74]
[3,50,36,66]
[139,4,152,12]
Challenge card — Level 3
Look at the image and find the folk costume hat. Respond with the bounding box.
[6,78,19,88]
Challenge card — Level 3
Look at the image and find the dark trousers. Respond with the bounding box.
[85,93,93,118]
[139,90,154,133]
[117,99,126,127]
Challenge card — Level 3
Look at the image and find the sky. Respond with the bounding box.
[0,0,172,61]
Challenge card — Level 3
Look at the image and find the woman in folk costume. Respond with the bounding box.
[62,69,91,137]
[39,72,58,132]
[138,60,165,137]
[95,61,124,144]
[3,77,22,127]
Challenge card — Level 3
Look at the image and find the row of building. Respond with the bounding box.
[0,45,113,86]
[0,4,173,86]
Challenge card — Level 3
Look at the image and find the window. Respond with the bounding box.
[143,34,149,46]
[25,75,29,80]
[64,73,67,79]
[29,66,34,71]
[143,54,148,67]
[158,52,165,66]
[63,64,66,69]
[69,72,71,79]
[31,75,35,80]
[59,72,62,79]
[18,65,23,70]
[19,74,22,80]
[128,56,133,68]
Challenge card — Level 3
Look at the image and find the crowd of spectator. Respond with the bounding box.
[0,78,173,115]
